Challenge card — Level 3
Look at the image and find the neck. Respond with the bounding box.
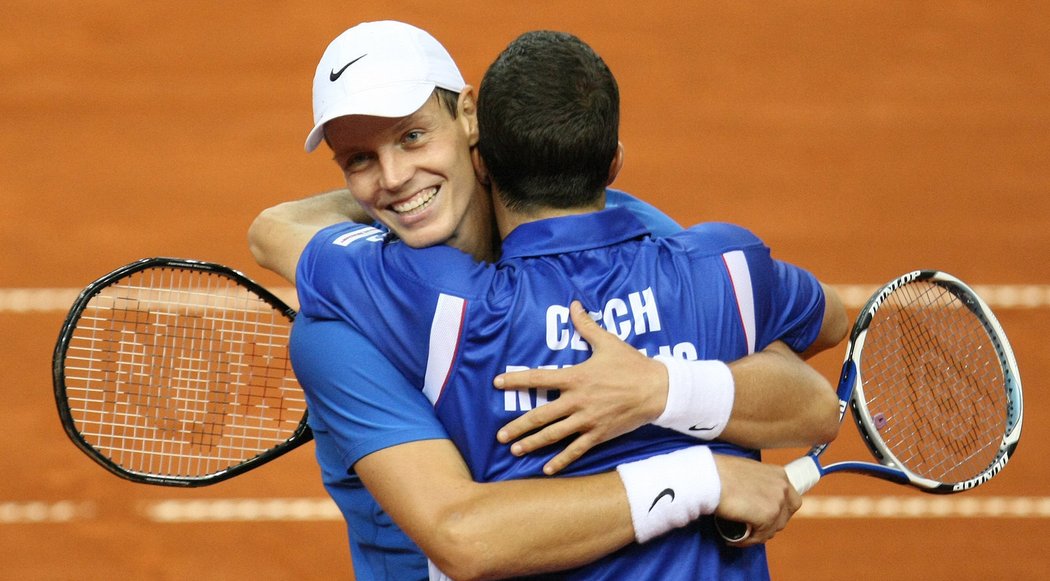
[494,193,605,240]
[448,184,499,263]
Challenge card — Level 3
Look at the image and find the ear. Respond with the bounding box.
[606,141,625,185]
[471,145,490,186]
[457,85,480,146]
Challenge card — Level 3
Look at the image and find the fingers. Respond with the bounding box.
[504,414,579,455]
[542,433,598,475]
[497,401,571,444]
[567,300,607,348]
[494,367,570,391]
[726,508,789,548]
[506,416,612,474]
[740,483,801,547]
[712,455,801,547]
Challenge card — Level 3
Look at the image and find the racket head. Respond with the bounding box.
[845,270,1022,493]
[53,257,310,487]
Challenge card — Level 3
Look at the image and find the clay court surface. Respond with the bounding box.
[2,2,1048,579]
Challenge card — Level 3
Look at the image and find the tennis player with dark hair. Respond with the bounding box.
[267,23,846,579]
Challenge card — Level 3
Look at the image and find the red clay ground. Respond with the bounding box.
[3,2,1048,579]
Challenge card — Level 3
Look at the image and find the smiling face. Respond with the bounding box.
[324,89,494,259]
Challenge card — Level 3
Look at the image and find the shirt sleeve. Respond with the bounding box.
[686,222,826,354]
[758,258,826,352]
[296,222,385,321]
[289,313,450,469]
[605,188,683,237]
[739,236,826,354]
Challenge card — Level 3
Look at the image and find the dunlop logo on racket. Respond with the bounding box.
[954,451,1010,492]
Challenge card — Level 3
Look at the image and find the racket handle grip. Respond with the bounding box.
[784,456,820,495]
[715,456,821,543]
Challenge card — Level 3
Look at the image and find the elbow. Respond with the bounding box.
[247,209,277,270]
[816,416,841,447]
[247,205,298,281]
[423,509,507,581]
[812,387,842,445]
[826,307,849,348]
[786,368,842,448]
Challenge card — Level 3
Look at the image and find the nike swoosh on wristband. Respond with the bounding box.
[689,424,718,432]
[330,54,367,82]
[648,488,676,512]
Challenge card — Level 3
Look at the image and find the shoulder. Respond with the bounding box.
[665,222,767,256]
[686,222,764,246]
[605,188,682,237]
[300,222,490,294]
[300,222,386,271]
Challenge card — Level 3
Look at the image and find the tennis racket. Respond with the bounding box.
[53,257,311,487]
[717,269,1023,541]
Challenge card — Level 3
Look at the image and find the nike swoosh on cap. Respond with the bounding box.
[330,54,367,82]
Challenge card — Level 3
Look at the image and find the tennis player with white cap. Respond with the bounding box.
[300,20,496,260]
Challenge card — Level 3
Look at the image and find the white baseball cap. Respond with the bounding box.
[305,21,467,152]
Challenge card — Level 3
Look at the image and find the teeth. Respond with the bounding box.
[392,187,438,214]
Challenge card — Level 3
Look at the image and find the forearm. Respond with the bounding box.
[720,342,840,448]
[247,188,370,283]
[436,473,634,579]
[356,440,634,581]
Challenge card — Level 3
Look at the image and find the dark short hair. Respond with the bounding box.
[477,30,619,211]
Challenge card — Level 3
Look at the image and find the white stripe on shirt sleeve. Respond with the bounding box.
[422,293,466,405]
[722,250,756,354]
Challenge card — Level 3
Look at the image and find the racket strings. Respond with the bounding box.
[859,281,1007,484]
[62,267,303,479]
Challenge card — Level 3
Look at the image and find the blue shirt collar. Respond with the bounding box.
[498,206,651,261]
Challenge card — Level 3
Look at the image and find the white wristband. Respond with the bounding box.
[653,358,734,440]
[615,446,721,544]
